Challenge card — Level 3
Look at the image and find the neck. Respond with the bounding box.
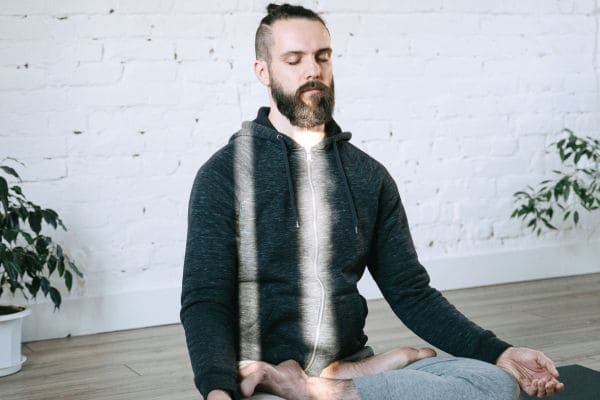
[267,103,325,150]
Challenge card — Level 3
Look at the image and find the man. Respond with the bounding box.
[180,4,565,400]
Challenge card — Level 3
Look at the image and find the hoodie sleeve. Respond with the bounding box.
[180,158,241,400]
[366,170,511,364]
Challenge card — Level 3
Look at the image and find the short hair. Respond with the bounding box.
[255,3,328,62]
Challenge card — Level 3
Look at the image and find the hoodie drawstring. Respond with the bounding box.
[277,135,359,234]
[333,141,359,234]
[278,135,300,229]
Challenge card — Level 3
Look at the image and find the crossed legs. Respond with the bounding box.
[239,346,436,399]
[238,347,520,400]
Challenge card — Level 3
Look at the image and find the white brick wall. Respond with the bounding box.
[1,0,599,339]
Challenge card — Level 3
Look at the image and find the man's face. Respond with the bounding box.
[266,18,335,128]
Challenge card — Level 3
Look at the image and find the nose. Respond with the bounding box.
[304,57,321,80]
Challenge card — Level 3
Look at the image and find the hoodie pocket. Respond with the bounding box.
[335,293,368,347]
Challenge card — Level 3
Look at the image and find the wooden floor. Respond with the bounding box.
[1,273,599,399]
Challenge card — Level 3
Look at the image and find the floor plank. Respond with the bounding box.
[1,273,598,399]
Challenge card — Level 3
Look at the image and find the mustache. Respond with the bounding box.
[297,80,330,94]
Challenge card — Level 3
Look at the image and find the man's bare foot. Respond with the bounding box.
[239,359,312,399]
[239,359,360,400]
[320,347,437,380]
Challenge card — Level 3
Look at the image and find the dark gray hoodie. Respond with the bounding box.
[180,107,511,400]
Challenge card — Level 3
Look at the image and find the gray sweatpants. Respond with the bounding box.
[353,356,520,400]
[246,355,520,400]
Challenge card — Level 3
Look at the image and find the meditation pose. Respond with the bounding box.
[180,4,565,399]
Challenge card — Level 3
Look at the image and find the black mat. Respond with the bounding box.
[521,365,600,400]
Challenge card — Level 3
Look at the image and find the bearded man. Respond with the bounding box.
[180,4,565,400]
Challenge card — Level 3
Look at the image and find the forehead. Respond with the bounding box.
[270,18,331,55]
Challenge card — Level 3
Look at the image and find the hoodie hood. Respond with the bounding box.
[229,107,359,233]
[230,106,351,150]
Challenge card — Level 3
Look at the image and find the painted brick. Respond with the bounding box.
[0,16,51,40]
[0,0,50,15]
[0,1,598,312]
[0,88,69,112]
[122,61,176,83]
[432,137,461,159]
[103,38,174,62]
[114,0,173,14]
[0,111,50,135]
[64,15,155,39]
[172,0,237,13]
[152,15,224,38]
[490,138,519,156]
[180,60,233,83]
[49,0,113,15]
[0,66,46,90]
[1,136,67,160]
[47,62,124,86]
[317,0,443,13]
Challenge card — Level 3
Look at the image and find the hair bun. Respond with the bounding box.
[266,3,281,14]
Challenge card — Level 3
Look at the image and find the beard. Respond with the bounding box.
[270,75,335,129]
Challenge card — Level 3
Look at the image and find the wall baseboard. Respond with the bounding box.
[18,241,600,342]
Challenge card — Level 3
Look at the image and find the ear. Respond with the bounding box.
[253,59,270,87]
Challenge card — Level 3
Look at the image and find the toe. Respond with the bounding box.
[544,381,555,396]
[418,347,437,358]
[240,369,266,397]
[536,378,548,398]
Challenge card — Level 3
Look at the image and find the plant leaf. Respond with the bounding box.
[29,211,42,234]
[19,230,34,245]
[0,165,20,179]
[48,255,57,276]
[68,260,83,278]
[4,259,19,281]
[0,177,8,210]
[3,228,19,243]
[541,218,557,230]
[11,185,23,196]
[65,270,73,291]
[49,287,62,309]
[26,276,41,298]
[57,258,65,276]
[35,236,49,257]
[42,209,58,229]
[40,277,50,296]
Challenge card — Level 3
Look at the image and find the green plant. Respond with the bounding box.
[511,129,600,236]
[0,158,83,310]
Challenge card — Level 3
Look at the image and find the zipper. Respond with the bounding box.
[304,147,326,372]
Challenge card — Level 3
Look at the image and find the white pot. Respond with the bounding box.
[0,305,31,377]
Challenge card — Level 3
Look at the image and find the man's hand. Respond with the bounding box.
[496,347,565,397]
[206,389,232,400]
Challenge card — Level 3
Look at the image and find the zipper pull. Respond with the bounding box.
[306,148,312,161]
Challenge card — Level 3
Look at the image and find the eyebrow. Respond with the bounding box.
[279,47,333,59]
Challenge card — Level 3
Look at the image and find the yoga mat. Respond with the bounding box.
[520,364,600,400]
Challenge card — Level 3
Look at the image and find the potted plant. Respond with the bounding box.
[0,158,83,377]
[511,129,600,235]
